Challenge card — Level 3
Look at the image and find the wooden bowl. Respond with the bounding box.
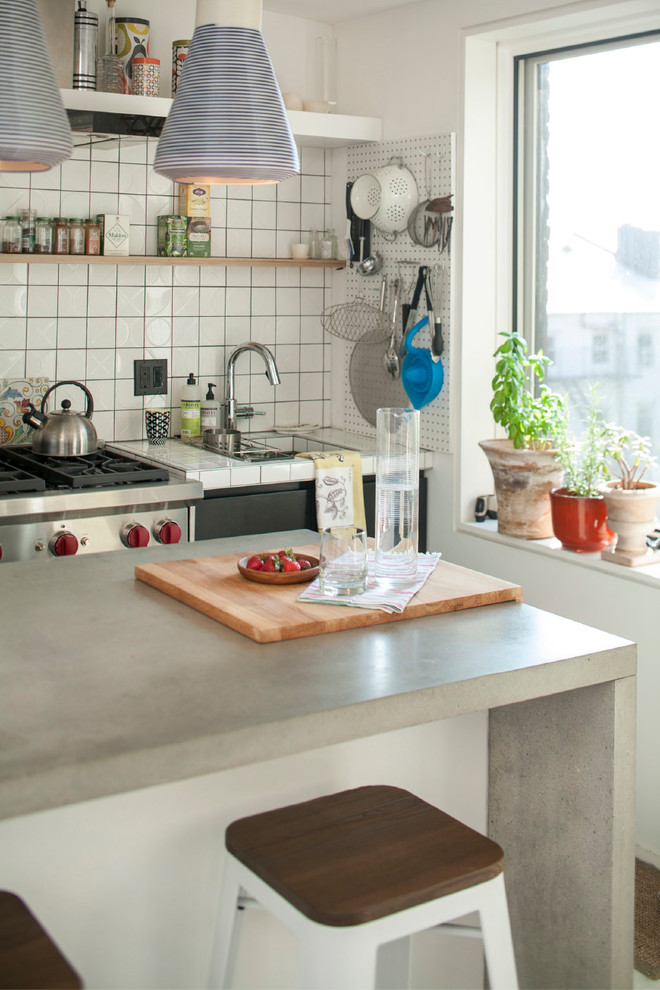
[237,553,319,585]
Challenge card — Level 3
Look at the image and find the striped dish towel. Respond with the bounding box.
[298,551,442,613]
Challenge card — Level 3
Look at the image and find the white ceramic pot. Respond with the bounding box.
[599,480,660,566]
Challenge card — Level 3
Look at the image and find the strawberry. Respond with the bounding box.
[262,556,278,572]
[282,558,301,572]
[297,558,311,570]
[246,555,264,570]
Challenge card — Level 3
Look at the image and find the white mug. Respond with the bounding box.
[291,243,310,260]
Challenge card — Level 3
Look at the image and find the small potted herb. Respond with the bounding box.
[550,387,615,552]
[480,331,565,539]
[599,428,659,566]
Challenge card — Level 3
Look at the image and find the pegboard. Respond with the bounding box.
[341,133,455,452]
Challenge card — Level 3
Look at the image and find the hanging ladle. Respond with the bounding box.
[383,278,401,378]
[356,222,383,276]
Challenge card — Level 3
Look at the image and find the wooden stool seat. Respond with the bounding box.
[212,785,518,989]
[226,784,505,926]
[0,891,82,990]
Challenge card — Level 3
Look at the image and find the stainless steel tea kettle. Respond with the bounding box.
[23,380,98,456]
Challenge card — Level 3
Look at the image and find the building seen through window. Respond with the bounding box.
[517,36,660,479]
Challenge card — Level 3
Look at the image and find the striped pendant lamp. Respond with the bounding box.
[154,0,299,185]
[0,0,73,172]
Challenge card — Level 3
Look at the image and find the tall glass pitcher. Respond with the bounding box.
[375,407,420,586]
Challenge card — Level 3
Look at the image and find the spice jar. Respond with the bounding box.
[19,208,37,253]
[96,214,104,254]
[35,217,53,254]
[53,218,70,255]
[2,216,22,253]
[320,228,338,260]
[69,218,85,255]
[84,218,101,255]
[309,229,321,260]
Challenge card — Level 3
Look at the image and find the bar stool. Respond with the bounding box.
[0,891,82,989]
[209,785,518,990]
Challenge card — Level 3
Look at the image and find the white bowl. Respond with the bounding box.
[303,98,331,113]
[282,92,303,110]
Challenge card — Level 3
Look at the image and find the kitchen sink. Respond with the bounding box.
[186,431,351,463]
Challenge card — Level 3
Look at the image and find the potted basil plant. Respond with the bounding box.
[550,387,615,552]
[479,331,565,539]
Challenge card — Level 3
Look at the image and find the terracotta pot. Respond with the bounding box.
[479,438,564,539]
[599,480,660,566]
[550,487,614,553]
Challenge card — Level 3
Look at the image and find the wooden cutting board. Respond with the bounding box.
[135,546,522,644]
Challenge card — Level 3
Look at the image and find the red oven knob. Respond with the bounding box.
[121,523,150,549]
[153,520,182,545]
[50,532,79,557]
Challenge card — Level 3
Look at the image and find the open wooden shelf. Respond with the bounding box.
[0,254,346,269]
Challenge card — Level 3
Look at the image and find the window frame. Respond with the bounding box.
[458,2,660,531]
[512,29,660,348]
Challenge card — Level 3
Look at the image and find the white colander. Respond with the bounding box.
[370,157,417,236]
[350,173,381,220]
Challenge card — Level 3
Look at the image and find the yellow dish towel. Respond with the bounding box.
[298,450,366,531]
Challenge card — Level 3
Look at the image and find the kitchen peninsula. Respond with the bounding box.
[0,531,635,989]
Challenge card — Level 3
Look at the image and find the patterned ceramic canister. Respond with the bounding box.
[132,57,160,97]
[145,409,170,446]
[115,17,150,94]
[171,40,191,96]
[1,379,50,445]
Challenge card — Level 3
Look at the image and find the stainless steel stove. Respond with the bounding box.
[0,445,203,563]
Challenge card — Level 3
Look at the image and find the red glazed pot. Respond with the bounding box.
[550,487,615,553]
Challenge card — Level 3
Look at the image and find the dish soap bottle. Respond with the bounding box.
[181,373,201,437]
[201,383,219,431]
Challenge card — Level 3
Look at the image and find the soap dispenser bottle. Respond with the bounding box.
[181,372,201,437]
[201,383,220,431]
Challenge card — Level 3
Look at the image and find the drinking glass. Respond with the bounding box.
[375,407,420,586]
[319,526,368,596]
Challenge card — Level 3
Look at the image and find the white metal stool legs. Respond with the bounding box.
[210,853,518,990]
[477,874,518,990]
[209,854,244,990]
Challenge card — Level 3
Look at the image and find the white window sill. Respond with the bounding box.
[459,518,660,589]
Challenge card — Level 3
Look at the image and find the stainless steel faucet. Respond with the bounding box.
[225,342,281,431]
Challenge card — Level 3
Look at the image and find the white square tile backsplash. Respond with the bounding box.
[0,140,334,441]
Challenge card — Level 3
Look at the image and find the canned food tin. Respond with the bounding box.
[172,40,191,95]
[158,216,188,257]
[132,57,160,97]
[115,17,150,94]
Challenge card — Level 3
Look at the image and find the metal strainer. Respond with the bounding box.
[320,297,389,343]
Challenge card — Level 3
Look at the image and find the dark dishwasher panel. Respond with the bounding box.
[195,475,427,551]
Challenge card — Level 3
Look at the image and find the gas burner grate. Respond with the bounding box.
[0,456,47,494]
[0,446,169,490]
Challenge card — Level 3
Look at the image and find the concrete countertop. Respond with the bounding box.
[108,428,435,490]
[0,529,635,822]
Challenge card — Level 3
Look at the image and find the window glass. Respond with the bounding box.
[517,36,660,479]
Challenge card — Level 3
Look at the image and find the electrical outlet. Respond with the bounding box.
[134,359,168,396]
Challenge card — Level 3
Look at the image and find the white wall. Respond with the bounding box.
[0,716,487,989]
[332,0,660,857]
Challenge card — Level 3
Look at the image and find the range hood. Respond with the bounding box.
[62,89,382,150]
[63,89,170,148]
